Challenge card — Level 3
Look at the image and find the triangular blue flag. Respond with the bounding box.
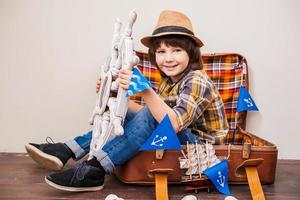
[237,86,259,112]
[126,67,154,97]
[139,115,182,151]
[203,160,231,195]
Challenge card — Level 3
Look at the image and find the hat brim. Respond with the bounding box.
[141,32,204,48]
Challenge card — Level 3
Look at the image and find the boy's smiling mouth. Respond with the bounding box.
[164,64,178,69]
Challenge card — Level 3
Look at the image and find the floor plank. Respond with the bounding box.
[0,153,299,200]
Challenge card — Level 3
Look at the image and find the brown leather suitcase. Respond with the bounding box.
[115,131,277,184]
[115,52,278,185]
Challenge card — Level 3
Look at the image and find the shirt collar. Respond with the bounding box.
[164,67,191,86]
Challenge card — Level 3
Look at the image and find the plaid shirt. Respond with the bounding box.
[158,69,229,144]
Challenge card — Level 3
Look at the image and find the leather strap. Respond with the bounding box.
[155,172,169,200]
[245,166,266,200]
[148,169,173,200]
[235,158,265,199]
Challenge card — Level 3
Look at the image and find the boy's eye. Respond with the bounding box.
[174,48,183,52]
[156,50,165,54]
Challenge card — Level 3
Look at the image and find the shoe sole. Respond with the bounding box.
[25,143,63,171]
[45,177,104,192]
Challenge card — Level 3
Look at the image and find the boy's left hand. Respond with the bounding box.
[119,68,132,90]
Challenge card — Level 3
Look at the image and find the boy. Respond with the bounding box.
[26,10,228,192]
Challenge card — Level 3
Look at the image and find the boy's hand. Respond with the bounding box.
[119,68,132,90]
[96,79,101,93]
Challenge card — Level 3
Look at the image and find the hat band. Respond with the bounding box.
[152,25,194,36]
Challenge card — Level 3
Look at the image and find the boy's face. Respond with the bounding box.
[155,42,189,82]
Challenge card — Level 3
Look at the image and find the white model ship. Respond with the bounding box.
[179,141,220,191]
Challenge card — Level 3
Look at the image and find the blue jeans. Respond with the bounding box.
[65,106,197,173]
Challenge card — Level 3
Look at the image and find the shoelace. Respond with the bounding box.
[45,136,55,144]
[70,161,89,183]
[36,136,56,146]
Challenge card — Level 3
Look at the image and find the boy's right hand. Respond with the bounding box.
[96,79,101,93]
[118,68,132,90]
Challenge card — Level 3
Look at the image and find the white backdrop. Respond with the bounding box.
[0,0,299,159]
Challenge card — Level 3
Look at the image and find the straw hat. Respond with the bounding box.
[141,10,204,48]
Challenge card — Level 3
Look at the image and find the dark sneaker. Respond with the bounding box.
[45,159,105,192]
[25,139,73,171]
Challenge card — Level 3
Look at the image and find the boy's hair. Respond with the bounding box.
[148,35,203,78]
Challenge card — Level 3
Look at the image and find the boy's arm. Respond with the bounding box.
[140,88,180,133]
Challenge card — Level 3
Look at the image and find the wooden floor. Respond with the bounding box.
[0,153,299,200]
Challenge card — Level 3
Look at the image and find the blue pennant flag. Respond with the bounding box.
[203,160,231,195]
[237,86,259,112]
[139,115,182,151]
[126,67,154,97]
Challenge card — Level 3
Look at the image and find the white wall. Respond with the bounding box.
[0,0,299,159]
